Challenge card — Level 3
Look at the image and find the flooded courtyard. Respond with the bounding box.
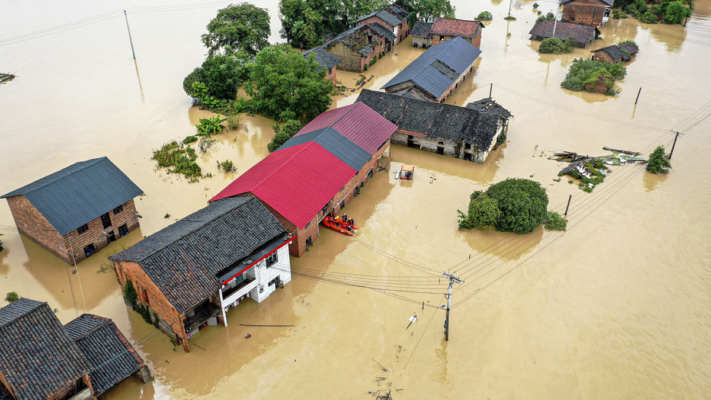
[1,0,711,398]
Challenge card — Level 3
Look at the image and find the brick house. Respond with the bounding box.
[303,47,340,83]
[382,36,481,103]
[411,18,484,48]
[0,157,143,265]
[109,197,293,352]
[591,43,638,63]
[529,20,600,47]
[321,24,389,72]
[358,89,512,163]
[211,102,398,257]
[356,4,411,45]
[562,0,613,27]
[0,299,150,400]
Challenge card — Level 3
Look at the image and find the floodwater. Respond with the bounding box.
[1,0,711,398]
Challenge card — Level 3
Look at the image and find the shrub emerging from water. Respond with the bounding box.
[152,141,203,182]
[561,58,626,95]
[504,15,517,20]
[226,113,244,131]
[476,11,493,21]
[458,192,501,229]
[6,292,19,303]
[267,119,302,152]
[647,146,672,174]
[538,37,574,54]
[0,233,3,252]
[639,11,659,23]
[539,12,556,20]
[217,159,236,173]
[183,135,198,144]
[544,211,567,231]
[196,114,226,137]
[533,2,539,8]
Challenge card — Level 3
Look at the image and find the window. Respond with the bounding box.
[328,67,333,75]
[100,212,112,229]
[440,35,444,40]
[340,200,345,210]
[77,224,89,234]
[106,231,116,244]
[83,244,96,258]
[368,168,373,178]
[113,205,124,214]
[118,224,129,237]
[266,252,278,267]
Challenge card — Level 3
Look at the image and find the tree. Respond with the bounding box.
[665,1,689,24]
[244,45,333,122]
[466,193,501,229]
[647,145,672,174]
[280,0,326,49]
[486,178,549,233]
[202,3,271,57]
[401,0,456,26]
[267,120,303,152]
[476,11,493,21]
[184,51,247,102]
[538,37,574,53]
[183,67,205,96]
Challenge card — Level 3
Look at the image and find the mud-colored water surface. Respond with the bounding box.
[1,0,711,398]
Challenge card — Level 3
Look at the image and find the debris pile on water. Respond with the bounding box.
[552,148,646,192]
[0,73,16,84]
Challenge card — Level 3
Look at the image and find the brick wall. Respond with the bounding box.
[591,50,615,63]
[326,68,337,83]
[562,4,605,26]
[412,36,431,48]
[324,28,387,72]
[112,260,190,352]
[430,26,482,48]
[5,195,69,263]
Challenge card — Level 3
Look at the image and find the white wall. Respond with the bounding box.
[249,245,292,303]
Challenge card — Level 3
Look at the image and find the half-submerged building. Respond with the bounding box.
[382,36,481,103]
[410,17,484,48]
[0,299,150,400]
[0,157,143,264]
[355,4,411,45]
[357,89,512,163]
[109,197,292,352]
[529,20,599,47]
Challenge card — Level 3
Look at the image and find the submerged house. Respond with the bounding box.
[0,299,150,400]
[591,42,639,63]
[211,102,397,257]
[303,47,341,82]
[382,36,481,103]
[0,157,143,265]
[357,89,512,163]
[109,197,292,352]
[321,24,389,72]
[411,17,484,48]
[529,20,599,47]
[562,0,613,26]
[356,4,411,45]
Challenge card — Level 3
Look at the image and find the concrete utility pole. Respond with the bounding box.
[669,131,681,159]
[552,1,562,38]
[442,271,463,341]
[508,0,513,17]
[124,10,136,59]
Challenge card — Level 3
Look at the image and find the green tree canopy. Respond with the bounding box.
[647,145,672,174]
[184,51,248,100]
[202,3,271,57]
[664,1,689,24]
[465,193,501,229]
[486,179,549,233]
[268,120,303,152]
[400,0,456,26]
[244,45,333,122]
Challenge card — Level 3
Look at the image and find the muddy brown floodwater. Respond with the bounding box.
[2,0,711,398]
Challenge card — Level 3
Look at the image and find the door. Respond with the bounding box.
[106,231,117,244]
[101,212,112,229]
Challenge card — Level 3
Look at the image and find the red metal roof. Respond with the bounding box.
[210,143,356,229]
[431,17,481,39]
[297,102,398,155]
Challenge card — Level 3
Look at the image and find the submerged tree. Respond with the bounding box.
[646,145,672,174]
[202,3,271,57]
[268,120,303,152]
[401,0,456,26]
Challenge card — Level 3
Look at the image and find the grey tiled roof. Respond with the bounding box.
[279,127,373,171]
[357,10,402,27]
[65,314,145,396]
[110,197,287,313]
[369,23,396,43]
[0,299,91,400]
[529,20,598,45]
[385,3,410,19]
[357,89,507,151]
[619,42,639,55]
[411,21,433,38]
[466,97,514,119]
[303,47,340,72]
[593,45,629,61]
[0,157,143,235]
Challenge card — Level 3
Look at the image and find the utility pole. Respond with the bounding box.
[564,194,572,217]
[508,0,513,17]
[489,83,493,98]
[669,131,680,159]
[635,87,642,105]
[442,271,463,341]
[552,1,562,38]
[124,10,136,59]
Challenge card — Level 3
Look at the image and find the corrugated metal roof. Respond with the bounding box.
[1,157,143,235]
[210,143,356,229]
[279,127,372,171]
[382,37,481,99]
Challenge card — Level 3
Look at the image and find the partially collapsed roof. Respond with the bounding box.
[0,157,143,235]
[529,20,598,44]
[382,37,481,99]
[357,89,508,151]
[466,97,514,119]
[369,23,396,43]
[303,47,340,72]
[110,197,286,313]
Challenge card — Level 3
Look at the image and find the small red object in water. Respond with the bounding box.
[245,333,251,339]
[322,216,357,236]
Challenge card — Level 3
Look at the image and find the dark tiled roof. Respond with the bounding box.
[562,0,613,7]
[357,89,507,151]
[303,47,340,72]
[411,21,433,38]
[357,10,402,27]
[382,37,481,99]
[369,23,396,43]
[466,97,513,119]
[324,25,385,57]
[529,20,598,45]
[619,42,639,55]
[279,127,372,171]
[430,17,483,39]
[110,197,286,313]
[65,314,145,396]
[385,3,410,19]
[592,45,629,61]
[0,299,90,400]
[0,157,143,235]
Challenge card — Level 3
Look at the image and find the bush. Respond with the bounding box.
[504,15,517,20]
[196,114,226,137]
[533,2,540,8]
[466,194,501,229]
[493,131,507,150]
[364,63,368,71]
[124,280,138,307]
[624,4,637,13]
[487,179,549,233]
[226,114,243,131]
[613,9,621,18]
[267,119,302,152]
[476,11,493,21]
[647,146,672,174]
[665,1,690,24]
[640,10,659,23]
[6,292,19,303]
[538,37,574,54]
[152,141,203,182]
[183,135,198,144]
[636,0,649,13]
[0,233,3,252]
[217,159,236,172]
[561,58,626,95]
[183,67,205,97]
[544,211,567,231]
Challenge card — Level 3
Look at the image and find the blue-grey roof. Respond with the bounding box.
[110,197,287,313]
[357,10,402,27]
[1,157,143,235]
[279,127,372,171]
[411,21,433,38]
[303,47,340,71]
[369,23,396,43]
[382,37,481,99]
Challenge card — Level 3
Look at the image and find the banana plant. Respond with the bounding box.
[196,114,227,137]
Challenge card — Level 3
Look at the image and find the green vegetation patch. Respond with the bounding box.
[544,211,567,231]
[476,11,493,21]
[6,292,19,303]
[561,58,626,96]
[268,119,303,152]
[152,141,204,183]
[538,37,574,54]
[647,146,672,174]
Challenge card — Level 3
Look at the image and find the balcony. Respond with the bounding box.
[222,278,257,307]
[184,303,221,333]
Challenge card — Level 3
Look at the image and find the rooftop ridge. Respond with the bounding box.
[69,315,111,341]
[0,299,47,329]
[2,157,106,198]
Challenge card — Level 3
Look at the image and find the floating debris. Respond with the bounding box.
[553,147,646,193]
[0,73,15,84]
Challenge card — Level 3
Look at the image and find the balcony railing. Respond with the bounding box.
[222,278,257,306]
